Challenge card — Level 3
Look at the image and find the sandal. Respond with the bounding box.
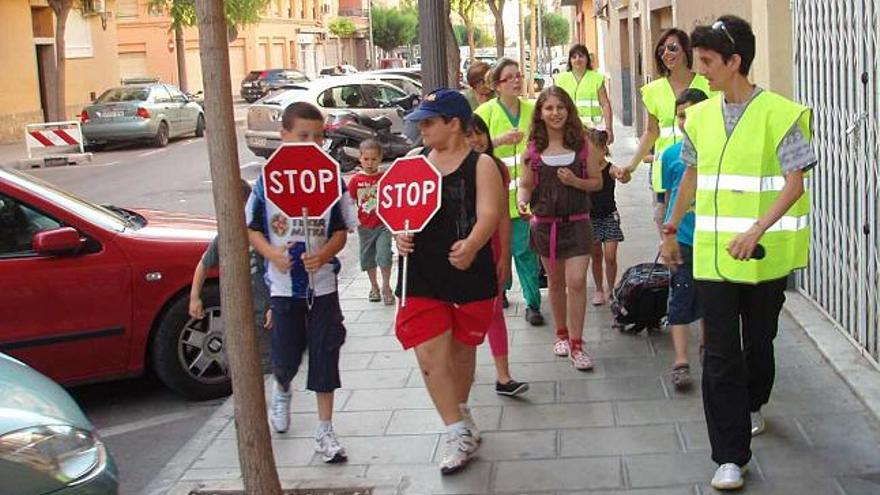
[382,288,395,306]
[672,364,693,390]
[368,288,381,302]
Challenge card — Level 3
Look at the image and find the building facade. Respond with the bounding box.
[0,0,121,143]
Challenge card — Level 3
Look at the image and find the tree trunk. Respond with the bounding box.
[51,1,73,122]
[419,0,448,93]
[175,25,189,93]
[194,1,283,493]
[444,0,460,87]
[487,0,505,59]
[465,18,476,63]
[517,0,525,93]
[527,0,537,98]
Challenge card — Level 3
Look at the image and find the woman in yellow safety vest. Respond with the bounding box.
[661,16,815,491]
[620,28,712,228]
[474,59,545,327]
[553,44,614,143]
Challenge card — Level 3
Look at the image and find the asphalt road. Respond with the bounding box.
[23,123,307,495]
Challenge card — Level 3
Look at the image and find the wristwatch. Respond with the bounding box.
[661,223,677,236]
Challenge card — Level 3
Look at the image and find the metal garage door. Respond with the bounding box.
[271,42,285,68]
[257,42,269,70]
[793,0,880,363]
[118,51,148,80]
[185,47,204,93]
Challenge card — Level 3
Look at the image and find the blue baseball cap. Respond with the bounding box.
[405,88,473,126]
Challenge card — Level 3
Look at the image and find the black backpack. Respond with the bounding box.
[611,261,670,333]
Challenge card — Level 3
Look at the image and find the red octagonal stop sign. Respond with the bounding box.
[262,143,342,218]
[377,155,442,234]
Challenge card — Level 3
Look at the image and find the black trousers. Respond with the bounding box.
[696,277,787,466]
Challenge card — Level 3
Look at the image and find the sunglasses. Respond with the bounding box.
[498,72,524,84]
[656,42,681,56]
[712,20,736,47]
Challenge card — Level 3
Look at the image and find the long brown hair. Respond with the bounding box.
[529,86,585,155]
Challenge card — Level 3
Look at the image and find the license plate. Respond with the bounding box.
[248,136,267,147]
[99,110,124,118]
[322,139,333,150]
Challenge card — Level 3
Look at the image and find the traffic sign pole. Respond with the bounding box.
[401,219,410,308]
[301,206,314,307]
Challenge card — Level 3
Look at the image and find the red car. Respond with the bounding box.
[0,167,230,400]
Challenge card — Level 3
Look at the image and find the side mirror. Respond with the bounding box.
[32,227,83,256]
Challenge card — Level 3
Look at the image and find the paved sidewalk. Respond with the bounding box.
[151,127,880,495]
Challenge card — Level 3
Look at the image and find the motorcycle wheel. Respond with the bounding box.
[331,142,360,173]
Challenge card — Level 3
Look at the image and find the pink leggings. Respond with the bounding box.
[486,296,509,357]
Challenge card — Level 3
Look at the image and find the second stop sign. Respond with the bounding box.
[377,155,442,234]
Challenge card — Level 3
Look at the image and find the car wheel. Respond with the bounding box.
[194,114,205,137]
[153,121,170,148]
[151,285,232,401]
[85,142,105,152]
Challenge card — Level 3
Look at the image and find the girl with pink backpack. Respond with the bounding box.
[516,87,604,370]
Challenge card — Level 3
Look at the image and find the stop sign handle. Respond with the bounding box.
[302,206,315,308]
[401,219,410,308]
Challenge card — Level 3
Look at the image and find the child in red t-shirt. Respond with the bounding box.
[348,139,394,304]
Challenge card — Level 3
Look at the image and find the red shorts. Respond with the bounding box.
[395,297,496,349]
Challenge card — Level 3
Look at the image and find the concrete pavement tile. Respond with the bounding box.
[625,452,719,488]
[659,372,703,398]
[338,298,395,311]
[775,363,849,390]
[507,343,576,363]
[276,464,369,480]
[493,457,622,492]
[500,402,615,430]
[344,387,434,411]
[342,309,363,321]
[560,425,681,457]
[753,445,880,478]
[588,337,655,358]
[266,411,392,438]
[354,308,398,323]
[476,360,608,384]
[838,474,880,495]
[340,368,415,390]
[615,399,705,426]
[386,407,501,435]
[367,461,492,494]
[695,477,844,495]
[369,350,419,369]
[763,386,865,416]
[774,344,828,367]
[796,412,880,450]
[561,487,694,495]
[180,467,242,481]
[345,321,394,336]
[287,389,352,413]
[326,434,438,465]
[190,437,316,469]
[678,418,810,452]
[339,352,376,370]
[467,381,557,406]
[558,376,665,402]
[345,335,404,352]
[600,357,669,378]
[437,430,557,461]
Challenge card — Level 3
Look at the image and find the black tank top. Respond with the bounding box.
[396,149,497,303]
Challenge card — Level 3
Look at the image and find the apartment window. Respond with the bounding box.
[116,0,138,18]
[65,11,93,58]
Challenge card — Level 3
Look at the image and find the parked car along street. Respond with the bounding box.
[240,69,310,103]
[0,167,230,401]
[80,84,204,149]
[0,352,118,494]
[245,76,411,158]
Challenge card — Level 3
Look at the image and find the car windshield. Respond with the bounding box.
[96,87,150,103]
[2,169,130,232]
[263,88,308,105]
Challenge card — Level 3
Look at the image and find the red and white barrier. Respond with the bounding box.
[25,121,85,159]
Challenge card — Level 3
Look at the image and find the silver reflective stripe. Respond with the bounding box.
[576,99,600,109]
[659,126,677,139]
[696,175,812,192]
[695,215,810,233]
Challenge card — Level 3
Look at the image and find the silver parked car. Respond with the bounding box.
[80,84,205,149]
[245,76,410,158]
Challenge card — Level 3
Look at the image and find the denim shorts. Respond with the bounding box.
[270,293,346,392]
[358,225,393,270]
[667,243,702,325]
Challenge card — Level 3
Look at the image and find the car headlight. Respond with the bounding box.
[0,425,105,485]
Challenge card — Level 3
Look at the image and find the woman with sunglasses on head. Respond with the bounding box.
[619,28,713,231]
[474,58,546,328]
[553,44,615,144]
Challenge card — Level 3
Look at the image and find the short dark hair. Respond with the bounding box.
[470,114,495,156]
[691,15,756,75]
[281,101,323,131]
[490,58,519,87]
[359,138,382,156]
[675,88,709,107]
[653,28,693,77]
[466,61,491,87]
[567,44,593,71]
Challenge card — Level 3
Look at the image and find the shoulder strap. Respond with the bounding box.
[525,141,541,187]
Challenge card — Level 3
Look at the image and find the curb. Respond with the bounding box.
[784,291,880,422]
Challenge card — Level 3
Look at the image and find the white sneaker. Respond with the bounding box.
[458,404,481,443]
[553,338,570,357]
[269,382,291,433]
[314,427,347,463]
[711,463,746,490]
[750,411,766,436]
[439,428,479,475]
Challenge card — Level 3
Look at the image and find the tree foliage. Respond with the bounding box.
[453,25,493,48]
[524,12,570,48]
[328,17,357,38]
[371,5,418,52]
[150,0,270,29]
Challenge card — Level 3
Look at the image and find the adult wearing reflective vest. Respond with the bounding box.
[553,44,614,143]
[475,58,545,326]
[620,28,712,227]
[661,17,816,492]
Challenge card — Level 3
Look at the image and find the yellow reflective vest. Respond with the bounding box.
[685,90,812,284]
[474,97,535,218]
[553,70,605,125]
[640,74,713,192]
